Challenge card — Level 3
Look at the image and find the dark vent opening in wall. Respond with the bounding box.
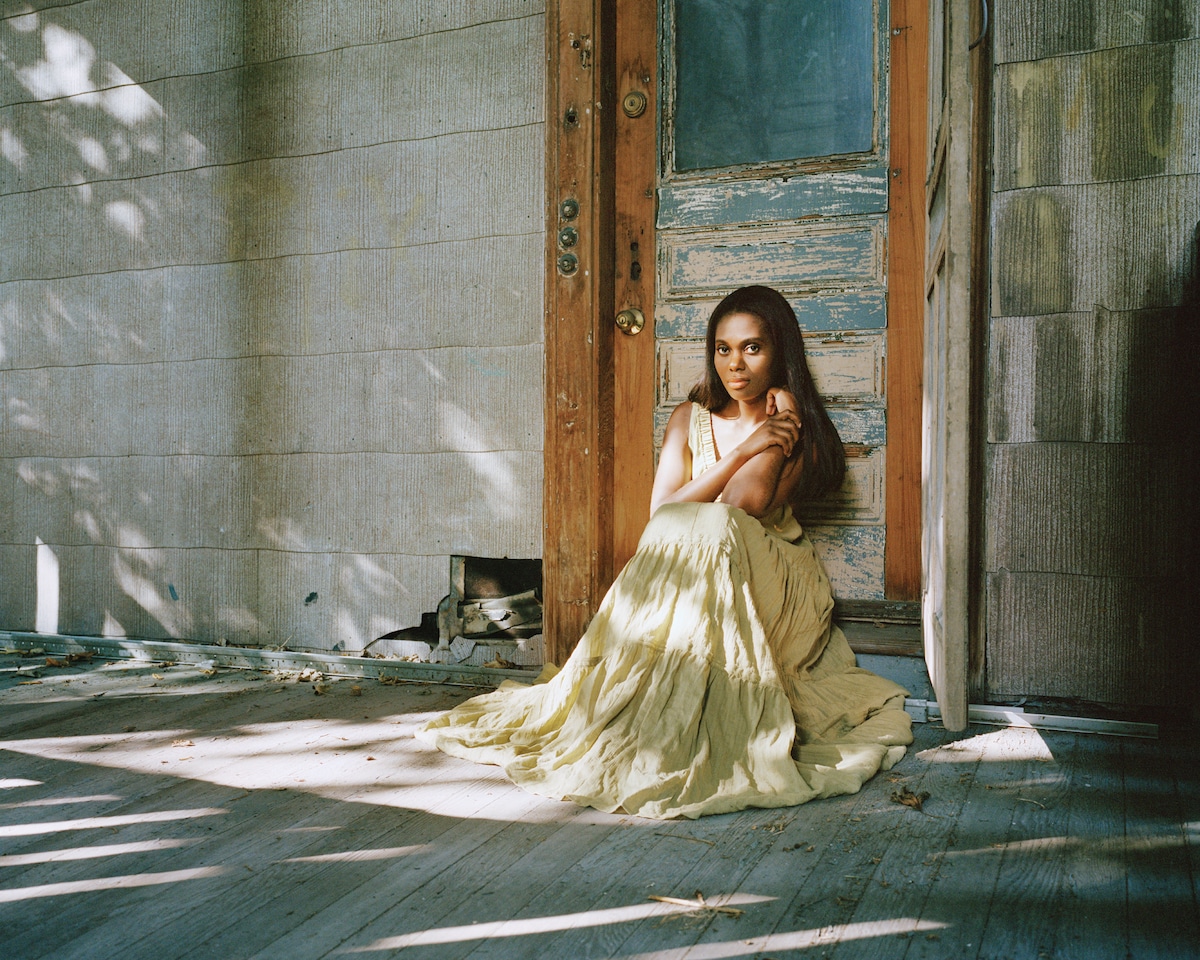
[462,556,542,604]
[372,557,544,668]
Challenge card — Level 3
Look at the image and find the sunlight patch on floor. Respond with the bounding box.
[917,725,1052,763]
[0,838,200,868]
[613,918,950,959]
[0,713,588,821]
[946,825,1200,859]
[342,893,777,952]
[0,806,226,838]
[0,866,227,903]
[279,844,433,864]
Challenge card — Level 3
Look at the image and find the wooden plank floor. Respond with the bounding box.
[1,653,1196,960]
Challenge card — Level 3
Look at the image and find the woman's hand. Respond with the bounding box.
[735,407,802,460]
[766,387,799,418]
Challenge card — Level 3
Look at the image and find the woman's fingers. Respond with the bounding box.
[759,415,801,455]
[769,388,799,415]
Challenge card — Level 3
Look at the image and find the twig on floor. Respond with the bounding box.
[649,892,744,918]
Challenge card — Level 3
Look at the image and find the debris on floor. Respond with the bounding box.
[890,785,931,811]
[648,892,744,918]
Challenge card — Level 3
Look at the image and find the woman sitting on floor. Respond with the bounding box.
[417,285,912,819]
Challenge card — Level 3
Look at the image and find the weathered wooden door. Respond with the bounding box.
[612,0,926,607]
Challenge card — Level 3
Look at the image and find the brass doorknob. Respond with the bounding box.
[615,307,645,336]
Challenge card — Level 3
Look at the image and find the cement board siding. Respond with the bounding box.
[994,40,1200,191]
[994,0,1200,64]
[252,349,543,455]
[6,448,542,556]
[0,239,541,370]
[255,549,447,652]
[10,456,255,551]
[987,570,1189,706]
[0,3,546,648]
[986,442,1184,580]
[0,1,243,87]
[0,16,543,190]
[253,453,542,556]
[242,0,545,62]
[984,1,1199,709]
[1,0,542,84]
[987,308,1186,444]
[991,176,1200,316]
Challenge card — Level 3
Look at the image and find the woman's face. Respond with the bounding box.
[713,311,776,402]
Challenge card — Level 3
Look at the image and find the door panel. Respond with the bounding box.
[659,220,886,296]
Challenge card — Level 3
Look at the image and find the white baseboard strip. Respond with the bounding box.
[904,698,1158,739]
[2,632,1160,739]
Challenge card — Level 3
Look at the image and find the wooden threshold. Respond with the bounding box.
[840,621,923,657]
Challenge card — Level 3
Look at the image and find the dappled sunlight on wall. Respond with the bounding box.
[0,2,546,651]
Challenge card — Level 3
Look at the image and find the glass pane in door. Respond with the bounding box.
[672,0,876,172]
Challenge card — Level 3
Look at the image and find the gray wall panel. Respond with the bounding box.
[0,1,547,650]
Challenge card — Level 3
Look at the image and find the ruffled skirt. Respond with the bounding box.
[416,502,912,819]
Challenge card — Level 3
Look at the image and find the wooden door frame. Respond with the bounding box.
[543,0,930,663]
[887,0,929,602]
[543,0,616,666]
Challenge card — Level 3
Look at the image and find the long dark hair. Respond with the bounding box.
[687,285,846,502]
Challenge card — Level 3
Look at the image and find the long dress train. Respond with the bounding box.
[416,404,913,819]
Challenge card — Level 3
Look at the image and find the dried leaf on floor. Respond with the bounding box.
[313,682,330,695]
[890,786,930,811]
[45,657,68,668]
[297,668,322,682]
[349,685,363,696]
[172,739,195,748]
[66,651,94,663]
[482,657,516,669]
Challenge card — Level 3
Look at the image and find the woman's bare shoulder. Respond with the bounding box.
[661,401,695,442]
[667,400,694,423]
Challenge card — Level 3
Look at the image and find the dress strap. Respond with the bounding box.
[689,402,719,479]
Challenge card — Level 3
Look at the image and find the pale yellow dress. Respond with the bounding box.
[416,403,913,819]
